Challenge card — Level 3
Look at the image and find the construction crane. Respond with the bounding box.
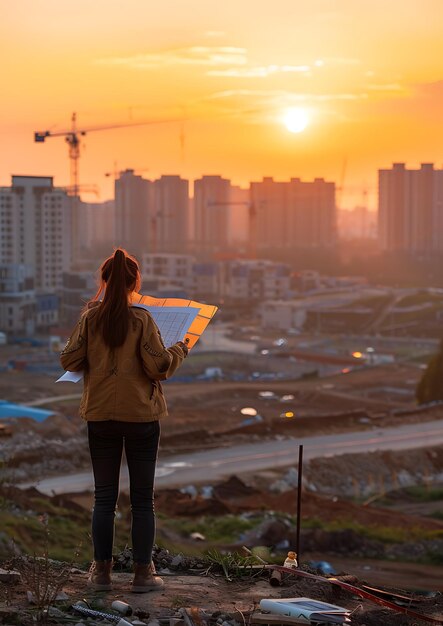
[335,158,375,208]
[35,112,182,262]
[63,184,99,198]
[104,166,150,179]
[34,112,181,197]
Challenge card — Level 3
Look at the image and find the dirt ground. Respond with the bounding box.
[2,567,443,626]
[2,362,441,440]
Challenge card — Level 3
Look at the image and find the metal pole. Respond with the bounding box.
[296,444,303,561]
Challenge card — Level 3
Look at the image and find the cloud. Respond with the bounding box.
[208,89,368,102]
[208,89,286,99]
[207,64,310,78]
[204,31,226,38]
[199,88,371,126]
[323,57,362,66]
[97,46,313,78]
[96,46,248,69]
[414,80,443,98]
[371,79,443,115]
[367,83,404,92]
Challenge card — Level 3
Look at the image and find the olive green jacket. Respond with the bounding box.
[60,303,187,422]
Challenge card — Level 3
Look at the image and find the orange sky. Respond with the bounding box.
[2,0,443,209]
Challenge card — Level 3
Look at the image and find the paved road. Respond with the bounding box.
[25,393,82,407]
[20,419,443,495]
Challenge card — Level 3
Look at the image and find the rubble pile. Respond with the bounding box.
[0,415,88,482]
[113,546,208,574]
[301,447,443,498]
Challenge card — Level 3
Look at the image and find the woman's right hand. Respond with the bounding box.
[177,340,189,357]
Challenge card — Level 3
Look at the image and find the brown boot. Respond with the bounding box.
[87,560,113,591]
[131,562,164,593]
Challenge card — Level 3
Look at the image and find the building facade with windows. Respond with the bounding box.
[250,176,336,251]
[379,162,443,254]
[59,270,97,327]
[153,176,189,254]
[141,253,195,288]
[115,169,153,259]
[0,264,36,334]
[222,259,292,300]
[194,176,231,255]
[0,176,71,292]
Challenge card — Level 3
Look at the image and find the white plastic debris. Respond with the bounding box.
[0,568,20,584]
[26,590,35,604]
[55,590,69,601]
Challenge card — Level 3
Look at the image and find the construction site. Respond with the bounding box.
[1,312,443,626]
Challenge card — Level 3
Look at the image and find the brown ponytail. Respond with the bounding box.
[91,248,141,349]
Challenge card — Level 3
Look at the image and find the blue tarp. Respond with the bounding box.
[0,400,54,422]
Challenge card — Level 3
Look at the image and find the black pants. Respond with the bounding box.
[87,420,160,564]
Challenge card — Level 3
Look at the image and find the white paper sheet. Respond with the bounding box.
[56,305,200,383]
[55,370,84,383]
[131,304,200,347]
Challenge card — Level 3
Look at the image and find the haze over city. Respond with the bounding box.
[2,1,443,618]
[3,0,443,209]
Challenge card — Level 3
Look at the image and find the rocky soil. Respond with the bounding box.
[0,549,442,626]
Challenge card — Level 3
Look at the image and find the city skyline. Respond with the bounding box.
[3,1,443,210]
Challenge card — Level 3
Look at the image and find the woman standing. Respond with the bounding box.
[60,248,188,592]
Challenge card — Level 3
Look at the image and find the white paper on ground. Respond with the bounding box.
[259,598,349,624]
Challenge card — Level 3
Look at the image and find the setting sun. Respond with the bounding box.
[283,107,309,133]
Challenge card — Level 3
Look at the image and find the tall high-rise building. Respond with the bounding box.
[153,176,189,254]
[59,270,97,327]
[379,163,443,254]
[251,177,287,252]
[76,199,116,257]
[250,176,336,251]
[0,176,71,291]
[194,176,230,254]
[228,185,250,246]
[288,177,336,247]
[115,169,152,259]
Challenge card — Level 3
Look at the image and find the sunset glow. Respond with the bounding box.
[2,1,443,209]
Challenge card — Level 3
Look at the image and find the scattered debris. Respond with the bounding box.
[0,552,442,626]
[111,600,133,615]
[171,554,185,569]
[283,552,298,569]
[72,601,132,625]
[268,565,443,625]
[260,597,350,625]
[0,424,12,437]
[0,567,20,584]
[55,589,69,601]
[269,570,282,588]
[190,532,206,541]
